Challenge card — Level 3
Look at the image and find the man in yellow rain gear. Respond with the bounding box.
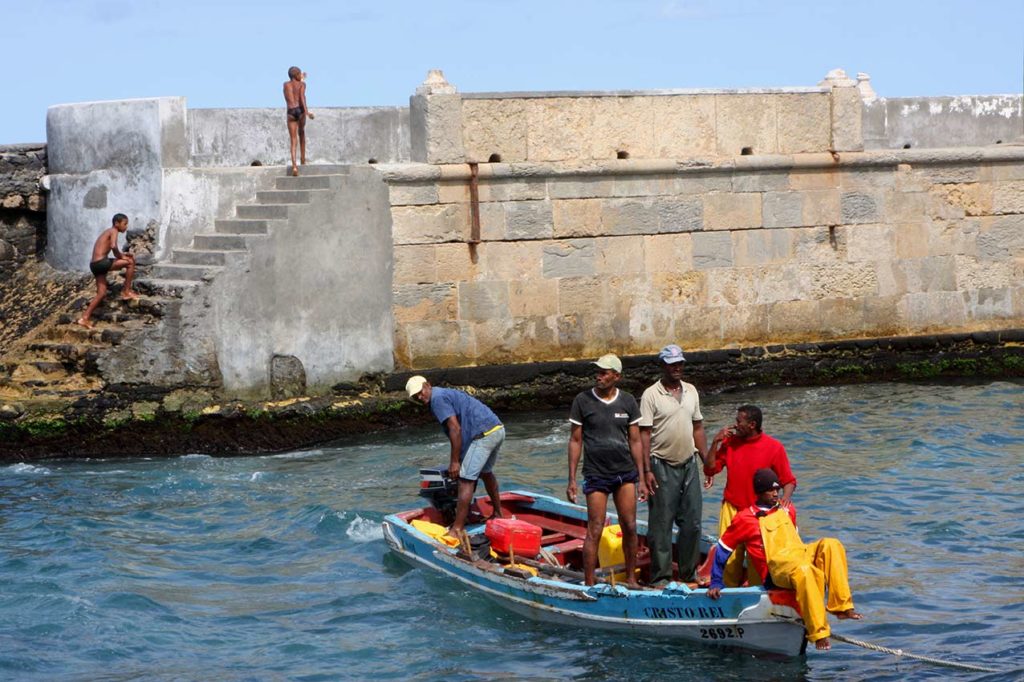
[706,468,863,650]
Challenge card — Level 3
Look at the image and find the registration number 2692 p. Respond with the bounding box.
[700,626,745,640]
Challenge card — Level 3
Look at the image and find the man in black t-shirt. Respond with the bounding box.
[567,353,648,587]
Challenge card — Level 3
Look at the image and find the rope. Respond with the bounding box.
[830,633,1002,674]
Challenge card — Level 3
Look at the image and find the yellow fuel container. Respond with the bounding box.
[598,524,625,569]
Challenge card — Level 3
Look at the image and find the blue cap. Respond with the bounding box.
[658,344,686,364]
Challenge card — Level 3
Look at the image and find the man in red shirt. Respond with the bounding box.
[707,469,862,650]
[704,404,797,586]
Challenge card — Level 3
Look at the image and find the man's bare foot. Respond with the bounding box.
[836,609,863,620]
[815,637,831,651]
[291,165,299,177]
[121,291,140,301]
[624,581,641,590]
[75,318,94,330]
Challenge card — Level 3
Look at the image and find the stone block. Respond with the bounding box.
[393,283,458,323]
[411,93,465,164]
[705,267,751,306]
[732,171,789,193]
[556,313,585,354]
[474,316,559,364]
[477,178,547,202]
[954,255,1015,290]
[610,176,673,198]
[789,168,839,190]
[657,196,703,233]
[389,182,439,206]
[860,295,903,337]
[926,217,979,257]
[897,292,967,331]
[480,241,544,281]
[505,200,553,240]
[993,180,1024,214]
[547,177,614,199]
[830,86,863,152]
[594,236,645,275]
[801,189,841,226]
[719,304,770,344]
[643,233,694,272]
[767,300,821,338]
[553,198,605,238]
[462,98,527,162]
[2,194,25,209]
[762,192,804,228]
[715,94,778,156]
[692,231,734,269]
[805,261,878,299]
[977,214,1024,260]
[917,165,981,184]
[270,355,307,400]
[509,279,559,317]
[558,276,606,316]
[604,197,660,234]
[479,202,506,241]
[929,183,993,218]
[459,281,510,322]
[650,271,706,306]
[669,304,721,348]
[818,298,868,337]
[845,224,895,262]
[884,190,928,223]
[839,169,894,189]
[964,288,1015,321]
[525,98,595,161]
[435,243,480,282]
[393,244,437,285]
[590,97,655,160]
[776,93,831,153]
[989,162,1024,182]
[894,222,930,259]
[840,192,879,224]
[793,226,843,262]
[733,229,795,266]
[703,192,762,230]
[542,239,596,278]
[671,173,733,194]
[391,203,468,244]
[437,181,469,204]
[651,95,717,157]
[403,320,476,368]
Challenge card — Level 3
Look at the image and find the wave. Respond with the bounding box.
[346,514,383,543]
[4,463,51,475]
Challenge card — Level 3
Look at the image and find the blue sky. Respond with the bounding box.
[4,0,1022,144]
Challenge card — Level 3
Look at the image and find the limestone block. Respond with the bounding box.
[479,202,506,241]
[548,177,614,200]
[270,355,307,400]
[954,255,1015,290]
[437,181,469,204]
[558,276,606,316]
[462,98,528,162]
[657,196,703,233]
[990,162,1024,182]
[762,192,804,228]
[650,271,706,306]
[671,173,733,194]
[897,292,967,330]
[916,165,981,185]
[459,281,510,322]
[884,190,928,223]
[393,244,437,285]
[595,236,645,275]
[410,93,465,164]
[767,300,821,338]
[839,169,893,189]
[992,180,1024,214]
[733,171,789,193]
[793,226,844,262]
[542,239,596,278]
[526,98,595,161]
[505,200,554,240]
[733,229,795,266]
[846,224,895,262]
[477,179,547,202]
[393,283,458,323]
[435,243,480,282]
[776,93,831,154]
[692,231,734,269]
[926,183,993,219]
[840,192,879,224]
[610,176,673,198]
[894,222,930,259]
[480,241,544,281]
[964,287,1015,321]
[926,217,979,257]
[668,304,720,348]
[830,86,863,152]
[706,267,752,306]
[977,214,1024,260]
[789,168,839,190]
[604,197,660,235]
[818,297,868,337]
[391,203,468,244]
[805,261,877,299]
[861,295,903,337]
[553,198,605,238]
[801,189,841,226]
[557,313,585,354]
[704,192,762,230]
[474,316,559,364]
[719,304,770,345]
[404,320,476,368]
[389,182,439,206]
[877,257,956,296]
[509,279,559,317]
[590,97,655,160]
[643,233,694,272]
[715,94,778,156]
[651,95,717,157]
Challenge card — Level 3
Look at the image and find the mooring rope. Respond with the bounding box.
[830,633,1002,674]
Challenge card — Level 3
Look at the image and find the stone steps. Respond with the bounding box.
[151,263,222,281]
[172,248,247,266]
[276,175,332,190]
[134,278,202,297]
[214,218,275,234]
[255,189,319,204]
[236,204,290,219]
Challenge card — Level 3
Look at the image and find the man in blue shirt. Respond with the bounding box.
[407,376,505,537]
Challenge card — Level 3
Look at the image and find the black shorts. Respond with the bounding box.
[287,106,304,121]
[89,258,113,276]
[583,470,639,496]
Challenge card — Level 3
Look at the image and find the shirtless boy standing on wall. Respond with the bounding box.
[76,213,137,329]
[283,66,314,177]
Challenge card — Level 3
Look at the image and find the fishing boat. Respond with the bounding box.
[382,469,808,657]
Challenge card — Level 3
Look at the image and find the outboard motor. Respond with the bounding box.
[419,467,458,526]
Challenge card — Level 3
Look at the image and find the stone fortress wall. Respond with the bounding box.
[37,70,1024,392]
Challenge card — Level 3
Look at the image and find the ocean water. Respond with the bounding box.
[1,380,1022,681]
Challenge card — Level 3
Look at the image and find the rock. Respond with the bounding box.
[2,194,25,209]
[270,354,307,400]
[0,403,24,421]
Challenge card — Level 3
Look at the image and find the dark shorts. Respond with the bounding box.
[89,258,113,276]
[287,106,305,121]
[583,470,639,496]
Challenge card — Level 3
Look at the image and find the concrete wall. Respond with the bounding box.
[188,107,410,167]
[864,96,1023,150]
[46,97,187,270]
[382,148,1024,369]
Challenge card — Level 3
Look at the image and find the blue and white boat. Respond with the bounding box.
[382,481,808,657]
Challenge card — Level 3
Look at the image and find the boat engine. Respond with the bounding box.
[418,467,458,525]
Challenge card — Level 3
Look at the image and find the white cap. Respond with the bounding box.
[405,375,428,400]
[593,353,623,373]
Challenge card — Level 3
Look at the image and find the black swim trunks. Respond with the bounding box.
[89,258,113,276]
[287,106,304,121]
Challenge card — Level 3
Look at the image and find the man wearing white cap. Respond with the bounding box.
[639,344,709,586]
[567,353,647,587]
[405,376,504,537]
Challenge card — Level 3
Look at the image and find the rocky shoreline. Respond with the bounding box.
[2,330,1021,460]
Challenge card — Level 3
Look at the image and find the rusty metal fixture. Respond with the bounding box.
[468,162,481,245]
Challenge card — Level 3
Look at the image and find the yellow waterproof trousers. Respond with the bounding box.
[759,511,855,642]
[718,502,762,587]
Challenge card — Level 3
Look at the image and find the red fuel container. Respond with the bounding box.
[485,518,542,558]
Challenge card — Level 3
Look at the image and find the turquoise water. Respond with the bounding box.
[1,380,1022,681]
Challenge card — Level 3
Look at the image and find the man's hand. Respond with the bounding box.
[308,112,315,120]
[707,586,722,600]
[637,480,649,502]
[778,496,792,509]
[566,480,577,504]
[448,460,460,480]
[703,475,714,490]
[644,470,658,496]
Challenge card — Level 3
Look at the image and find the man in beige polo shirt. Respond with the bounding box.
[639,344,709,586]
